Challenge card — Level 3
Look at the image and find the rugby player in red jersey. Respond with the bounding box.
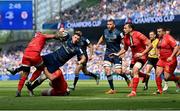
[41,68,70,96]
[111,23,152,97]
[154,27,179,95]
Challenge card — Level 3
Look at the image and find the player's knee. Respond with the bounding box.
[104,67,111,74]
[132,67,139,75]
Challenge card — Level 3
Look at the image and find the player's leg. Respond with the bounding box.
[143,64,153,90]
[114,57,131,87]
[16,66,30,97]
[114,65,131,87]
[154,66,163,95]
[41,88,53,96]
[82,66,100,85]
[127,61,144,97]
[41,88,70,96]
[163,60,180,91]
[27,61,44,84]
[70,64,82,90]
[7,66,24,75]
[27,73,47,94]
[104,61,116,94]
[25,56,44,96]
[163,80,169,92]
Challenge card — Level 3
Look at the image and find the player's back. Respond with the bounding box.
[25,32,47,53]
[43,38,83,73]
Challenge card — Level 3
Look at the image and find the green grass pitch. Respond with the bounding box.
[0,80,180,110]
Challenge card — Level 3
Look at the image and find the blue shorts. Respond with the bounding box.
[104,52,122,65]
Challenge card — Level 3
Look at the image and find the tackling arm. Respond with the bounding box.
[44,67,59,81]
[44,34,56,39]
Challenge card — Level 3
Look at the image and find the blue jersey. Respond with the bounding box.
[103,28,122,53]
[103,28,123,64]
[42,38,83,73]
[78,36,90,55]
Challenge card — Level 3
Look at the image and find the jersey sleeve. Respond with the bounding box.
[85,38,91,46]
[76,48,84,57]
[167,35,177,48]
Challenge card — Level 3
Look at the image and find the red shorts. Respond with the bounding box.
[130,57,147,68]
[157,58,177,74]
[22,51,43,67]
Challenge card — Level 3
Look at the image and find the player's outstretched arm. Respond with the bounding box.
[44,34,56,39]
[109,45,128,57]
[95,36,104,49]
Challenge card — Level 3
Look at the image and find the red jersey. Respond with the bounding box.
[52,70,67,94]
[124,31,149,60]
[158,34,177,60]
[24,32,48,53]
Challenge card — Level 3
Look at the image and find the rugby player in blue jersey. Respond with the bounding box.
[95,19,131,94]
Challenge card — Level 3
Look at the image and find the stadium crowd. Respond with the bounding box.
[59,0,180,22]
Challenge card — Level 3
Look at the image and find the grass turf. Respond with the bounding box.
[0,80,180,110]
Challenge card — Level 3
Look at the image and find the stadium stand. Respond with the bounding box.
[59,0,180,22]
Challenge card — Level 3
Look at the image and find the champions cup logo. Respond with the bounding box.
[66,21,102,28]
[133,15,175,24]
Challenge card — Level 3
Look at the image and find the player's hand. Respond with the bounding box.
[109,53,118,58]
[135,53,143,58]
[167,56,173,62]
[76,61,83,66]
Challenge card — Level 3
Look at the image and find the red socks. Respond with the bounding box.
[30,70,42,82]
[18,76,27,92]
[155,76,162,93]
[132,77,139,92]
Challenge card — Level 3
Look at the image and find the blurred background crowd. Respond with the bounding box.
[59,0,180,22]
